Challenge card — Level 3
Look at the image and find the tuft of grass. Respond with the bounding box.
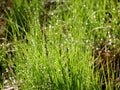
[1,0,120,89]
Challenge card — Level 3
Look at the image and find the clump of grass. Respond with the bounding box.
[1,0,120,89]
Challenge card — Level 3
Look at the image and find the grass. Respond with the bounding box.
[0,0,120,89]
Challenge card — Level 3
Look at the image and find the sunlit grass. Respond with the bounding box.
[1,0,120,89]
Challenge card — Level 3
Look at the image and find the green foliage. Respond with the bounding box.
[1,0,120,89]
